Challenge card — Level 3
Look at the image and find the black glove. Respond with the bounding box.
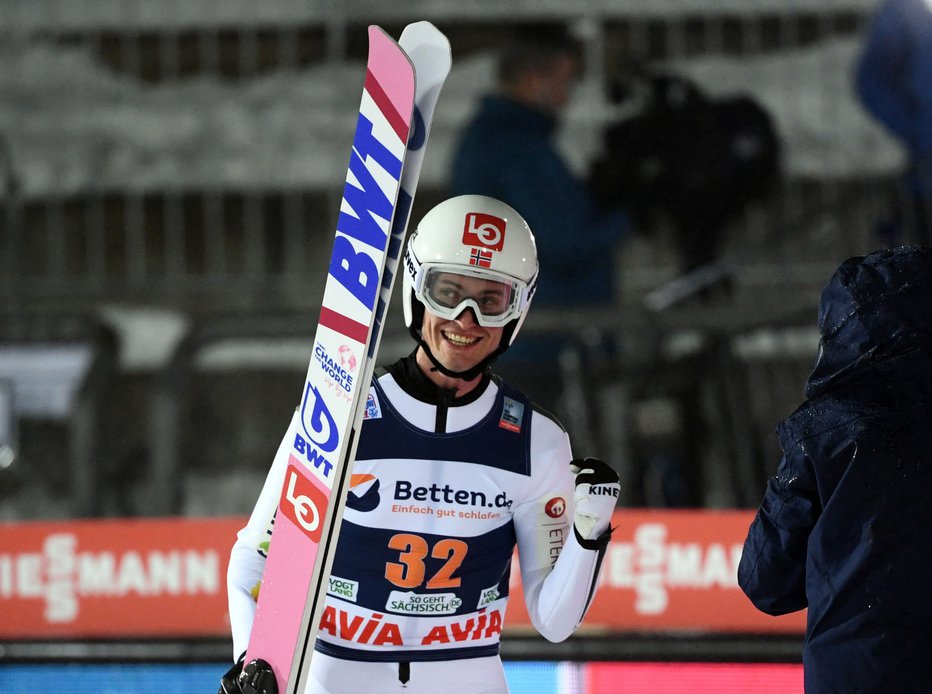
[570,458,620,549]
[219,654,278,694]
[219,655,244,694]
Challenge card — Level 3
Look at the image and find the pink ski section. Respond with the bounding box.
[365,26,414,141]
[246,466,330,688]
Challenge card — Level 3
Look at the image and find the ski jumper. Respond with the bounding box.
[227,355,610,693]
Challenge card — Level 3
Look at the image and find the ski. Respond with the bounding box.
[242,25,414,694]
[242,22,451,694]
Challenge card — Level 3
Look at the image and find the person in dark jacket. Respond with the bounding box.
[449,26,630,429]
[855,0,932,246]
[738,246,932,693]
[450,26,629,311]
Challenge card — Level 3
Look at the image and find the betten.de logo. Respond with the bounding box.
[462,213,506,252]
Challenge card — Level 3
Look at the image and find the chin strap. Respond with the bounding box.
[416,334,501,381]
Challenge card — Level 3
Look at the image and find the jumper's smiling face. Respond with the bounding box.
[418,273,505,378]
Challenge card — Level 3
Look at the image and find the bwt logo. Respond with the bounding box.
[300,384,339,453]
[280,462,329,542]
[331,113,403,313]
[462,213,506,252]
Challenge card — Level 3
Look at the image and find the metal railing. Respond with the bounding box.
[0,0,900,519]
[0,314,118,517]
[131,296,820,517]
[0,0,897,315]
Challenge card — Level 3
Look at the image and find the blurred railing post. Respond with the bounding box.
[68,324,118,517]
[146,330,198,516]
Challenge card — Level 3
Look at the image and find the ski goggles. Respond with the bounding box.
[413,264,532,327]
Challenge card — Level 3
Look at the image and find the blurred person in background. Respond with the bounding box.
[738,246,932,692]
[856,0,932,246]
[449,25,630,432]
[222,196,619,694]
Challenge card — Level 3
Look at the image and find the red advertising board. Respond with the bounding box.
[508,509,805,634]
[584,663,803,693]
[0,517,241,639]
[0,511,805,639]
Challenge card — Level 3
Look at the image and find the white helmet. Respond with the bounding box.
[403,195,539,373]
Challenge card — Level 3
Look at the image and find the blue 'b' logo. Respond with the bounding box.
[300,384,339,453]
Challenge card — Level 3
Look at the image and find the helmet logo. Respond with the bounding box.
[463,212,506,252]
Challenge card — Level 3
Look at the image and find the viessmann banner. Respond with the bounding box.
[0,511,804,639]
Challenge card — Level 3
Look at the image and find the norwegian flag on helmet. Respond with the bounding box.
[469,248,493,268]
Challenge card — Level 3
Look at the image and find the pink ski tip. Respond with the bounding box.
[365,26,415,141]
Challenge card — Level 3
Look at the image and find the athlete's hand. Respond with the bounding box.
[219,654,278,694]
[570,458,619,547]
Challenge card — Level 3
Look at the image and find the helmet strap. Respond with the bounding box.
[414,333,505,382]
[406,297,514,382]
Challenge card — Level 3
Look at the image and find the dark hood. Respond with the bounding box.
[805,246,932,399]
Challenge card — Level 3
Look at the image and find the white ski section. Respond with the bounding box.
[398,21,454,207]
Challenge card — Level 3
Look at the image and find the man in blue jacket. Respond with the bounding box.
[856,0,932,245]
[738,246,932,692]
[449,26,629,422]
